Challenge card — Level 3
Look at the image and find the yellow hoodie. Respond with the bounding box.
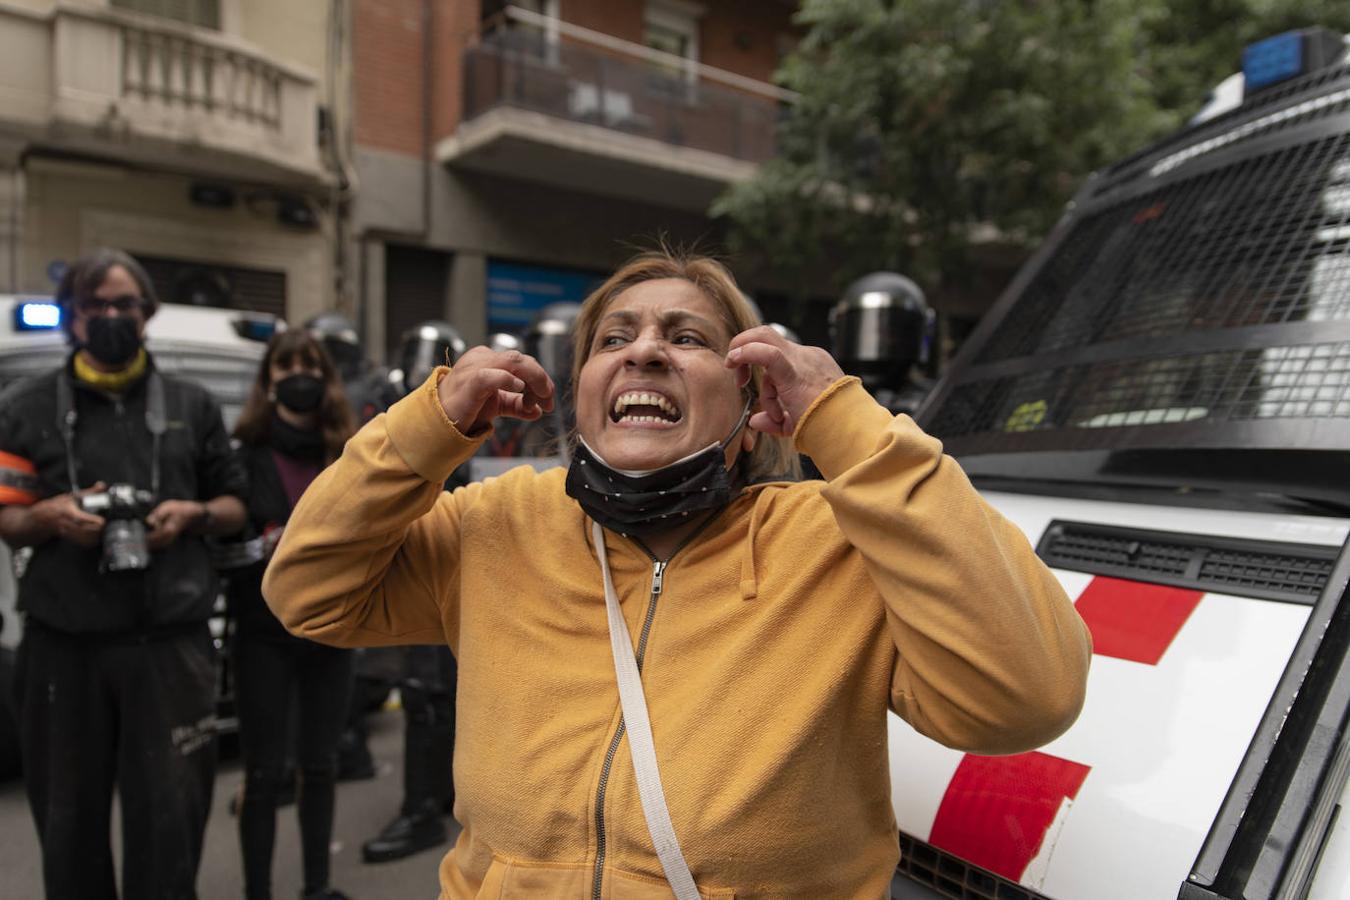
[264,373,1091,899]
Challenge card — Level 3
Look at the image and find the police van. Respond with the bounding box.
[888,28,1350,900]
[0,296,276,776]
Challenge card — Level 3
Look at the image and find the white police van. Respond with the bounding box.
[890,28,1350,900]
[0,296,276,777]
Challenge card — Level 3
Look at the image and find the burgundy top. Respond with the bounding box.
[270,448,321,510]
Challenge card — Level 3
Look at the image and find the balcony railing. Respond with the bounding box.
[0,4,321,182]
[120,25,286,130]
[462,11,791,164]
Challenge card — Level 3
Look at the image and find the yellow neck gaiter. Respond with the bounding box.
[73,349,148,393]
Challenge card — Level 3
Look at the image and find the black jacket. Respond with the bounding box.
[228,440,313,642]
[0,355,246,635]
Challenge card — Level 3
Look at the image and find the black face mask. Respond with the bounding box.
[564,402,751,539]
[85,316,142,367]
[274,374,325,414]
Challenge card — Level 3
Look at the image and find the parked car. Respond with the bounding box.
[0,296,277,778]
[890,28,1350,900]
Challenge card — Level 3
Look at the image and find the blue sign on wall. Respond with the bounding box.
[486,260,603,334]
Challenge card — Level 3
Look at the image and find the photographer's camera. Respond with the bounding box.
[79,484,156,572]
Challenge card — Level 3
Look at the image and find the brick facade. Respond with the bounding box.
[701,3,796,84]
[354,0,797,156]
[353,0,431,157]
[560,0,643,44]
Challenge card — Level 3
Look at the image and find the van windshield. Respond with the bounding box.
[921,59,1350,502]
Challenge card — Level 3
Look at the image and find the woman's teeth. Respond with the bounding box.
[613,391,681,421]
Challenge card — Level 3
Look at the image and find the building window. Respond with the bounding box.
[111,0,220,29]
[644,0,703,84]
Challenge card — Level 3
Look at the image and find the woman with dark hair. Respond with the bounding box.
[229,328,357,900]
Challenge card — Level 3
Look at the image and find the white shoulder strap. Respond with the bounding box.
[593,522,701,900]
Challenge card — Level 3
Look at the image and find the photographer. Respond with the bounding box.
[0,248,246,899]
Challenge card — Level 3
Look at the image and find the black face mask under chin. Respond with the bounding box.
[564,402,752,539]
[84,316,143,367]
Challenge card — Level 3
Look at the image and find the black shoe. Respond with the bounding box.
[361,811,447,863]
[301,889,351,900]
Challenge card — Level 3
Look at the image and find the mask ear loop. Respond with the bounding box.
[717,395,755,451]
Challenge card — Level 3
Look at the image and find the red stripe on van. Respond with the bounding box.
[929,751,1090,882]
[1074,576,1203,665]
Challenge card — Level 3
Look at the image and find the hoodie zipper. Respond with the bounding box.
[591,515,718,900]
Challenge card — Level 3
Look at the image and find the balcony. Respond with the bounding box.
[440,8,792,212]
[0,4,322,185]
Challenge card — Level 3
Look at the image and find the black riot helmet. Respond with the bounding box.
[486,331,522,354]
[397,320,467,394]
[523,302,581,455]
[304,312,364,381]
[524,302,581,394]
[830,272,932,391]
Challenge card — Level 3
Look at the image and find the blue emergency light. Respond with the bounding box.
[1242,28,1346,96]
[231,314,282,342]
[14,301,61,331]
[1242,32,1303,92]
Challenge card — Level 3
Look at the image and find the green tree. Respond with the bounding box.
[716,0,1350,301]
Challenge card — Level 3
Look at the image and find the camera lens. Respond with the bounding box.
[103,519,152,572]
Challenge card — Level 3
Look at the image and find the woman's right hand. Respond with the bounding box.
[435,347,556,437]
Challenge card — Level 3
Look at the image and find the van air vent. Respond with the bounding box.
[1037,521,1338,604]
[897,832,1049,900]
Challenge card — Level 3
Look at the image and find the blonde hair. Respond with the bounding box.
[572,250,801,482]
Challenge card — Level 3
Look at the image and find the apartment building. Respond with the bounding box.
[0,0,348,323]
[352,0,802,359]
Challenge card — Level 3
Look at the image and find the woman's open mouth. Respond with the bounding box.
[610,391,683,425]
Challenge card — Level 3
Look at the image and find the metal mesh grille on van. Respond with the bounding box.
[898,832,1049,900]
[924,117,1350,472]
[977,131,1350,365]
[1036,521,1338,603]
[928,341,1350,440]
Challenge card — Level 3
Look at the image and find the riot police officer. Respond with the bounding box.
[303,312,405,785]
[518,302,580,459]
[388,320,467,398]
[304,312,399,424]
[831,272,936,417]
[360,321,466,863]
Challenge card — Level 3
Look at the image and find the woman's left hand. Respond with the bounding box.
[725,327,846,436]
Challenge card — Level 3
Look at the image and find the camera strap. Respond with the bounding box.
[57,369,166,497]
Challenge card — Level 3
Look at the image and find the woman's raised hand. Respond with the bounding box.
[725,327,845,436]
[435,347,555,437]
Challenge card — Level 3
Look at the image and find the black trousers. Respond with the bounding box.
[16,621,218,900]
[233,634,353,900]
[399,645,456,817]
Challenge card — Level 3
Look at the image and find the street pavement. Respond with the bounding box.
[0,708,452,900]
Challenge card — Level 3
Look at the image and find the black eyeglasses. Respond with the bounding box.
[75,295,143,316]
